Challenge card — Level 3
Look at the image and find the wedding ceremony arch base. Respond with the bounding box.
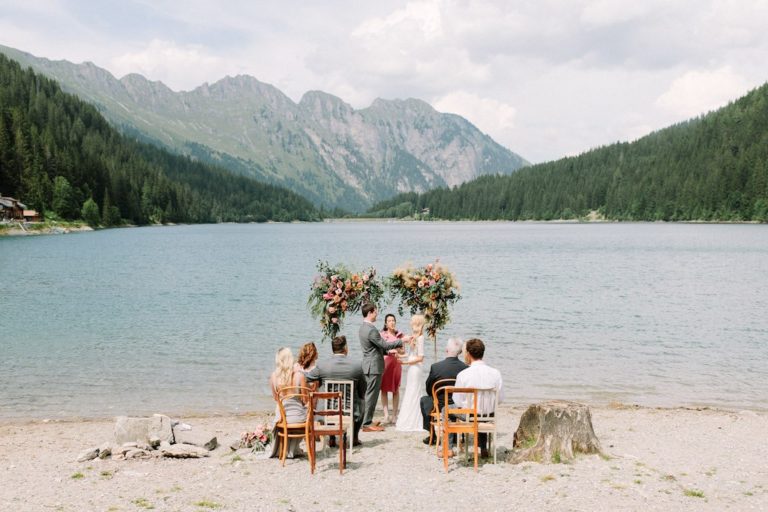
[509,400,602,464]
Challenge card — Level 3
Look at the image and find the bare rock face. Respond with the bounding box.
[509,400,602,464]
[114,414,174,445]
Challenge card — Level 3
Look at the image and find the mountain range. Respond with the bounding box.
[0,45,527,212]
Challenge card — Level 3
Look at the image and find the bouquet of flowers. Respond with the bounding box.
[308,261,385,340]
[387,260,461,339]
[240,424,272,452]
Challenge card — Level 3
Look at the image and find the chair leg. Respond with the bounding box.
[280,430,287,466]
[473,433,478,472]
[306,432,314,474]
[339,437,346,474]
[442,433,449,472]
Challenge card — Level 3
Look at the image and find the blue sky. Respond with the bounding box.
[2,0,767,163]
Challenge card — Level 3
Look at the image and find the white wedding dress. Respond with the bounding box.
[395,334,425,432]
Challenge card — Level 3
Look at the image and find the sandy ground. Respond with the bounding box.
[1,404,766,512]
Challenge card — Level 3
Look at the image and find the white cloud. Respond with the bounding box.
[433,91,516,136]
[110,40,232,91]
[656,67,751,118]
[580,0,657,26]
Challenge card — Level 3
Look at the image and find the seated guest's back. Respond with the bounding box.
[305,336,366,445]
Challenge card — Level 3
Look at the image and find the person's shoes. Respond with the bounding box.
[353,439,362,447]
[422,436,434,445]
[328,437,337,448]
[362,425,385,432]
[480,448,489,459]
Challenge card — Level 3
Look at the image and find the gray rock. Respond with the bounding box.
[114,414,174,445]
[124,449,151,459]
[159,444,210,458]
[148,436,161,449]
[77,447,100,462]
[174,430,218,451]
[98,443,112,459]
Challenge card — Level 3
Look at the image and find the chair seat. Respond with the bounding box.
[313,424,344,434]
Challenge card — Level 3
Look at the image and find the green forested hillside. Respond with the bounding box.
[0,55,319,224]
[368,84,768,222]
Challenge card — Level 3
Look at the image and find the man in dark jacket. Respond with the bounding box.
[419,337,468,444]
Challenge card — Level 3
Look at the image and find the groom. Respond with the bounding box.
[359,303,403,431]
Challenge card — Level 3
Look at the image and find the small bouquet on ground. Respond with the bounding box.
[240,424,272,452]
[308,261,385,340]
[387,260,461,340]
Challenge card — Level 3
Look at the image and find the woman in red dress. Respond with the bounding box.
[380,314,404,424]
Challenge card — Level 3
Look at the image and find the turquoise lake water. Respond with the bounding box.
[1,221,767,419]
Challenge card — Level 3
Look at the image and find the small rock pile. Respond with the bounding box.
[77,414,218,462]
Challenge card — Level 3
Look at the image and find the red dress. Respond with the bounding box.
[380,330,402,393]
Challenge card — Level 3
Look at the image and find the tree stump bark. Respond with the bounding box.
[509,400,602,463]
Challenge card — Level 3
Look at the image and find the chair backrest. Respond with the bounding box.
[311,391,343,428]
[322,380,354,422]
[431,378,456,409]
[277,385,312,401]
[475,387,498,419]
[443,387,478,425]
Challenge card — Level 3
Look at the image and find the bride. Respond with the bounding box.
[395,314,426,432]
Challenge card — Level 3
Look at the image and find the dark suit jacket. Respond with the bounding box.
[359,321,402,375]
[425,356,468,408]
[305,354,366,419]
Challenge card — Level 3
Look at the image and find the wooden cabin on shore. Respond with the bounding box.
[0,195,26,221]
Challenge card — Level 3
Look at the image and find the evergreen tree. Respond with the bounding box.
[81,197,100,227]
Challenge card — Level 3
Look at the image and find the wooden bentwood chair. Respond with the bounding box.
[321,379,355,451]
[309,391,346,474]
[475,387,499,464]
[276,386,313,469]
[428,378,456,455]
[441,387,479,472]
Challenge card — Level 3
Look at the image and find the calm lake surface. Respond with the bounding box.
[1,221,767,419]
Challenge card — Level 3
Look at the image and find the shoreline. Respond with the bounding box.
[3,217,764,237]
[1,403,766,510]
[2,401,765,426]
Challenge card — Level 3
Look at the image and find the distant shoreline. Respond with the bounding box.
[2,217,764,237]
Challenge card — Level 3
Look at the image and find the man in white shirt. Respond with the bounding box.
[454,338,503,458]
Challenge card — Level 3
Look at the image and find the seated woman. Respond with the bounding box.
[295,342,319,391]
[268,347,309,458]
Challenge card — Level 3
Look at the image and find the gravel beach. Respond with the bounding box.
[1,404,766,511]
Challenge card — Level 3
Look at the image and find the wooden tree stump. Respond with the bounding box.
[509,400,602,463]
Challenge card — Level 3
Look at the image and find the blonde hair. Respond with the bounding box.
[411,314,425,336]
[272,347,294,390]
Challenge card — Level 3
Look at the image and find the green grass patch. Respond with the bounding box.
[132,497,154,509]
[194,500,222,509]
[684,488,705,498]
[231,454,243,463]
[71,472,84,480]
[100,470,113,479]
[540,474,555,482]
